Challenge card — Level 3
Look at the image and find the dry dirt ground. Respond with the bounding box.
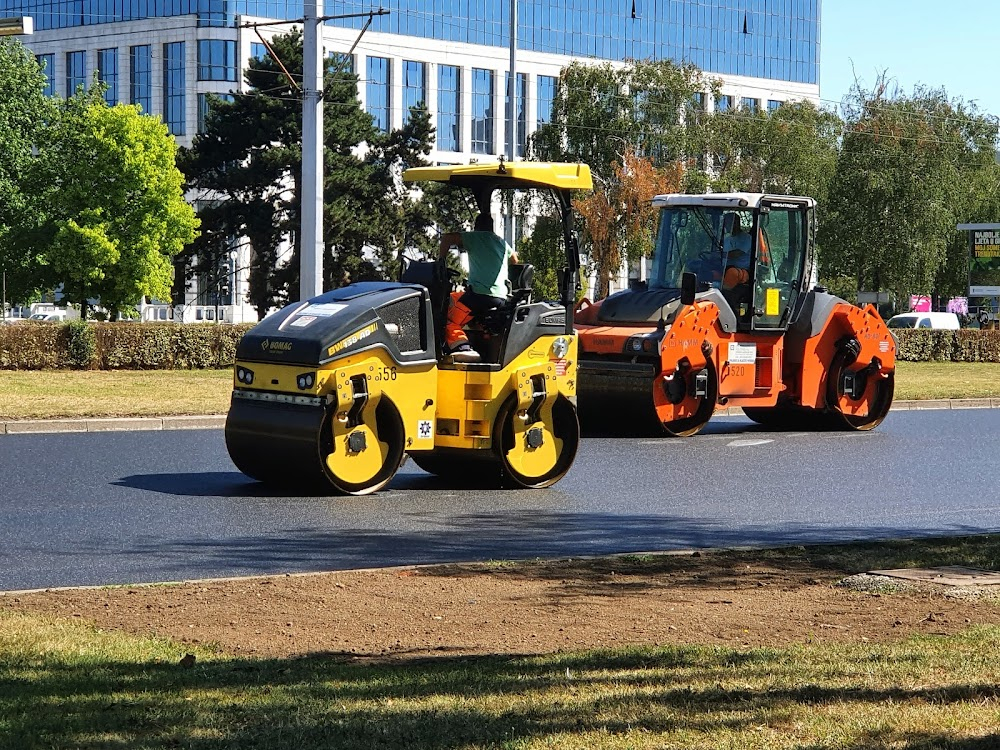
[4,551,1000,660]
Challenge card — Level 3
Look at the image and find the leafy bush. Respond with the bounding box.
[65,320,97,368]
[893,329,1000,362]
[0,322,72,369]
[0,322,253,370]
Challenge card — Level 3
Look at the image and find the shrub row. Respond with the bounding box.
[0,322,253,370]
[2,321,999,369]
[893,329,1000,362]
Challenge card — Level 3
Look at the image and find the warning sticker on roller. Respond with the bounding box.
[298,303,347,317]
[728,342,756,364]
[417,420,434,440]
[289,315,317,328]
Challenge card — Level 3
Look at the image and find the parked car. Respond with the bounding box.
[28,312,68,322]
[886,312,961,330]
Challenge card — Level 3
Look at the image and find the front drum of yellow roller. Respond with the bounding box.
[494,394,579,489]
[319,396,406,495]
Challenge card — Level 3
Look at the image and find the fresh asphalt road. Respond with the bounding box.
[2,408,998,591]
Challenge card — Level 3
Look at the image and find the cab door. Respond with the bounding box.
[751,201,812,332]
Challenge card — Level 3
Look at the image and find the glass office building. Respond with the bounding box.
[8,1,820,151]
[7,0,819,86]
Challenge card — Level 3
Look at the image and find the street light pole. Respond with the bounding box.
[505,0,517,250]
[241,10,384,303]
[300,0,324,302]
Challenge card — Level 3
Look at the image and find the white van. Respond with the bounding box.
[886,312,961,330]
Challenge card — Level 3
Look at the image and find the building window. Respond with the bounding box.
[504,71,526,158]
[198,92,234,133]
[437,64,460,152]
[250,42,267,61]
[471,68,494,155]
[402,60,426,124]
[366,56,390,133]
[741,97,759,113]
[329,51,354,74]
[767,99,783,112]
[65,50,86,96]
[36,54,55,97]
[130,45,152,114]
[97,48,118,105]
[163,42,186,136]
[716,94,734,113]
[198,40,236,82]
[537,74,557,127]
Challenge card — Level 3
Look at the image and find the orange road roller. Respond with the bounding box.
[574,193,895,436]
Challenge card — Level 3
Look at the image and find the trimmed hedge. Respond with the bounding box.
[4,321,1000,368]
[893,329,1000,362]
[0,322,253,370]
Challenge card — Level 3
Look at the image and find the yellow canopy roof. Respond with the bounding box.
[402,161,593,191]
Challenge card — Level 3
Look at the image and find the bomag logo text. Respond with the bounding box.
[261,339,293,353]
[328,322,378,357]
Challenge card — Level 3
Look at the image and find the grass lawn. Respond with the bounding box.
[0,369,233,420]
[0,362,998,421]
[894,362,1000,401]
[3,613,999,749]
[7,531,1000,749]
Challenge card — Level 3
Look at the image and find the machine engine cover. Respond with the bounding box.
[236,283,435,367]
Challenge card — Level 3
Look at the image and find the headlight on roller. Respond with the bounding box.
[296,372,316,390]
[624,334,662,354]
[236,366,255,385]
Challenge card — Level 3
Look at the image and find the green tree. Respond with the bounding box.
[822,79,999,305]
[22,92,197,319]
[530,60,713,298]
[0,40,54,305]
[705,100,841,207]
[181,32,443,317]
[532,59,712,183]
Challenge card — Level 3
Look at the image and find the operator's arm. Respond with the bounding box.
[439,232,463,258]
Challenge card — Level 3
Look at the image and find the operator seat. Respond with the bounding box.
[400,256,452,357]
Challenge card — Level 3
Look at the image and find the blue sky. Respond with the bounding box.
[820,1,996,116]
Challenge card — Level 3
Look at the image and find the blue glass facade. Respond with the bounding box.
[366,56,390,133]
[5,0,820,85]
[504,71,526,158]
[163,41,186,135]
[436,64,460,152]
[65,50,86,95]
[130,44,152,114]
[471,67,494,155]
[402,59,426,123]
[537,74,556,127]
[197,39,236,81]
[97,47,118,104]
[35,53,55,96]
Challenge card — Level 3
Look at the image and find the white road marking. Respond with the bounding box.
[727,438,775,447]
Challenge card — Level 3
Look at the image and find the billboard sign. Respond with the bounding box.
[968,227,1000,296]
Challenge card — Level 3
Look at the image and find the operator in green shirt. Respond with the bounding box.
[440,213,518,363]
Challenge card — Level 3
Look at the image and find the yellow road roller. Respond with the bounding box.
[225,161,593,495]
